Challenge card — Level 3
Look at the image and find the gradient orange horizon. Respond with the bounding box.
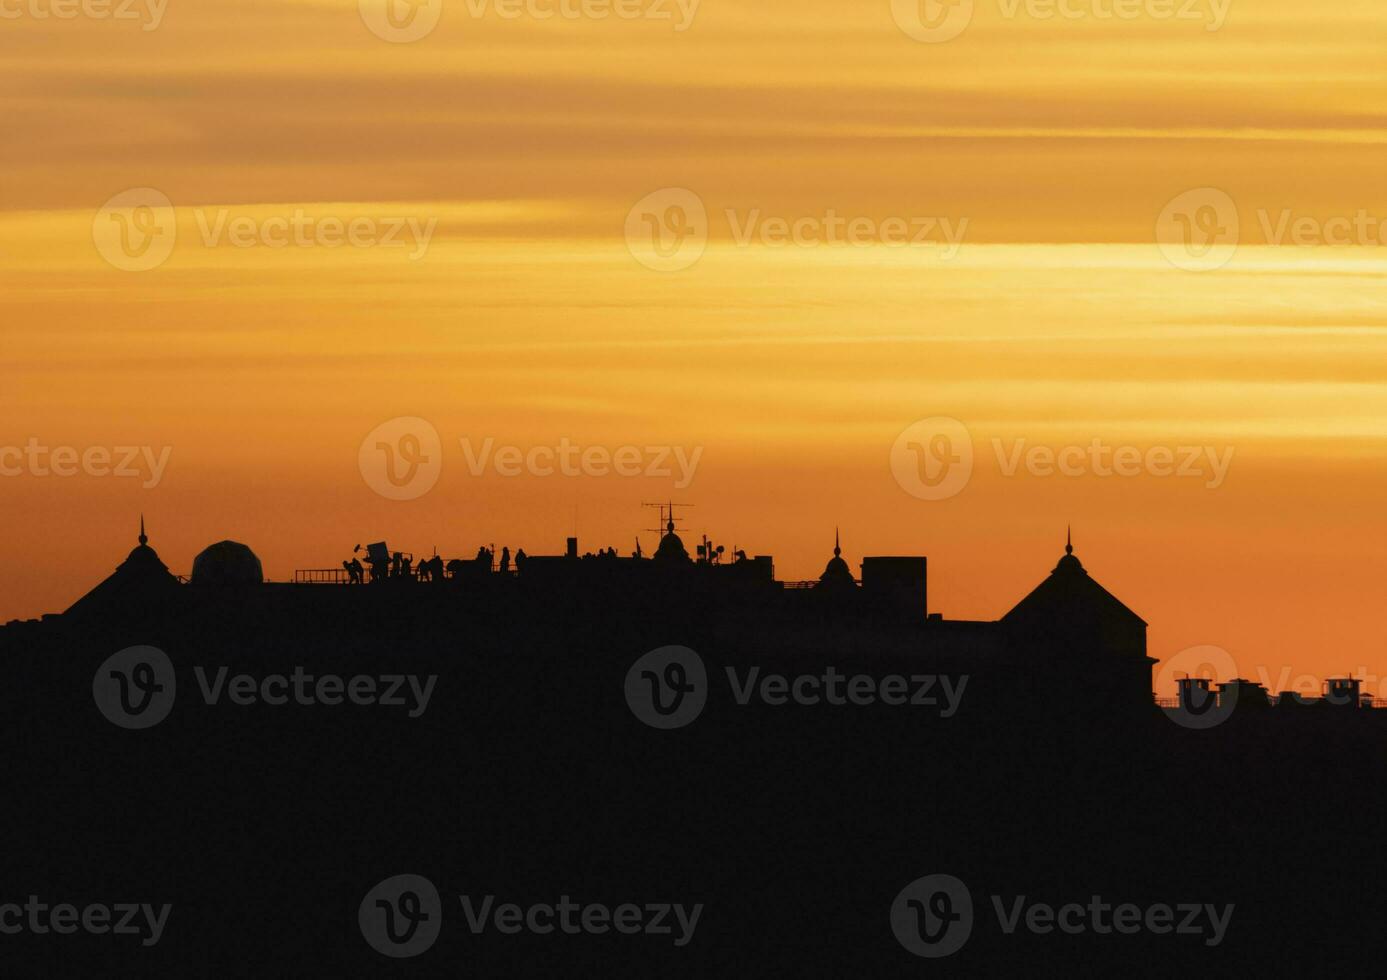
[2,1,1385,697]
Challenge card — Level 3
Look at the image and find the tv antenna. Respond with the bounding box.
[642,500,693,538]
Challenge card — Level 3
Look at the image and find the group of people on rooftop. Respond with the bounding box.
[342,546,527,584]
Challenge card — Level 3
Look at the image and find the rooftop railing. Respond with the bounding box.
[294,569,352,584]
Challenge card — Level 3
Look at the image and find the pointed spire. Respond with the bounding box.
[834,526,842,558]
[139,514,148,547]
[1054,523,1084,574]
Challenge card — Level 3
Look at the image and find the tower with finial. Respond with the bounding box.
[1000,526,1155,709]
[63,513,180,619]
[816,526,856,591]
[1056,524,1083,573]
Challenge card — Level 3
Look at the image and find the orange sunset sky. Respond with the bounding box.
[1,0,1385,696]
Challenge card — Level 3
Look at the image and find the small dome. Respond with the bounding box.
[191,540,263,586]
[654,530,690,563]
[1055,552,1084,573]
[123,516,167,569]
[821,555,852,579]
[1055,529,1084,574]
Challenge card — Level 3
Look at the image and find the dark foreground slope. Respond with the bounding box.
[0,585,1380,977]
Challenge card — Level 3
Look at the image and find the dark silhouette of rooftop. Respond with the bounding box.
[3,508,1386,974]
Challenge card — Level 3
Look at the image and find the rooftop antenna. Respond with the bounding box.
[642,500,693,536]
[139,514,147,546]
[1066,524,1073,555]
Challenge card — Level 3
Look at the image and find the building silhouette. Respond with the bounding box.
[3,511,1386,975]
